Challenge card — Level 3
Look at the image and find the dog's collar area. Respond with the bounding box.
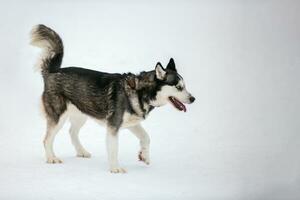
[125,75,137,89]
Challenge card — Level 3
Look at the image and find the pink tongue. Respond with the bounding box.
[176,100,187,112]
[170,97,186,112]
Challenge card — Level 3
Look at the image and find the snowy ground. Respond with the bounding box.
[0,0,300,199]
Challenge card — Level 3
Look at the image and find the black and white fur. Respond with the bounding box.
[30,24,195,173]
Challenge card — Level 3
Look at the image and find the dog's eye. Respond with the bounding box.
[176,85,183,91]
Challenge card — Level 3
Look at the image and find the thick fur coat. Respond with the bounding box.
[31,24,195,173]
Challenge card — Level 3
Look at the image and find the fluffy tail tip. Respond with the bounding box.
[30,24,48,47]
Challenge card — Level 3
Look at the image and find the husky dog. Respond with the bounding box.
[30,24,195,173]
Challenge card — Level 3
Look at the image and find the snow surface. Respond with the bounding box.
[0,0,300,199]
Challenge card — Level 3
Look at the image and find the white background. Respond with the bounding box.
[0,0,299,199]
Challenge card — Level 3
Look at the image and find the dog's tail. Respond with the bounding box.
[30,24,64,78]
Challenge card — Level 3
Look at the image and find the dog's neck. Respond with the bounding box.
[123,71,157,118]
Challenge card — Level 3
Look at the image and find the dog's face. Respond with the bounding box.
[150,58,195,112]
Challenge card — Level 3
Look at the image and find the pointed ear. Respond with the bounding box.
[166,58,177,72]
[155,62,166,80]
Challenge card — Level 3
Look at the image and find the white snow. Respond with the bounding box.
[0,0,299,199]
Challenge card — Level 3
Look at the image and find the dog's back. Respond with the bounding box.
[31,24,126,123]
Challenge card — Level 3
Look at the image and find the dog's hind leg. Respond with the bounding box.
[42,93,68,163]
[69,113,90,158]
[43,114,68,164]
[128,124,150,165]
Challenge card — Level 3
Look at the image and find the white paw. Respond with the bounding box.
[77,150,91,158]
[138,150,150,165]
[110,167,127,173]
[46,157,63,164]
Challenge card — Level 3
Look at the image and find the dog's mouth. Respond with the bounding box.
[168,96,186,112]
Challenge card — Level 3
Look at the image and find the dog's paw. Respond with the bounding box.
[46,157,63,164]
[110,167,127,173]
[138,150,150,165]
[77,150,91,158]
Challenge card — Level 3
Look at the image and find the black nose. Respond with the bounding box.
[189,96,195,103]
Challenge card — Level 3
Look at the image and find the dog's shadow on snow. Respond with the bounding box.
[58,156,150,173]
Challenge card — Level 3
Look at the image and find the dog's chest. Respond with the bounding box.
[122,112,144,128]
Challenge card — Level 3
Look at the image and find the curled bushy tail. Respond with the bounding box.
[30,24,64,78]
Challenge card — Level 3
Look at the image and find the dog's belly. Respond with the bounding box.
[64,103,106,126]
[65,103,142,129]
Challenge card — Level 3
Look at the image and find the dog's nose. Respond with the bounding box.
[189,96,195,103]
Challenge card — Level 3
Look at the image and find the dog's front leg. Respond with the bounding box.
[128,124,150,165]
[106,127,126,173]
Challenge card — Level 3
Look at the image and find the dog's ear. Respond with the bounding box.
[166,58,177,72]
[155,62,166,80]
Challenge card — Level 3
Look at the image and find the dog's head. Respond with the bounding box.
[150,58,195,112]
